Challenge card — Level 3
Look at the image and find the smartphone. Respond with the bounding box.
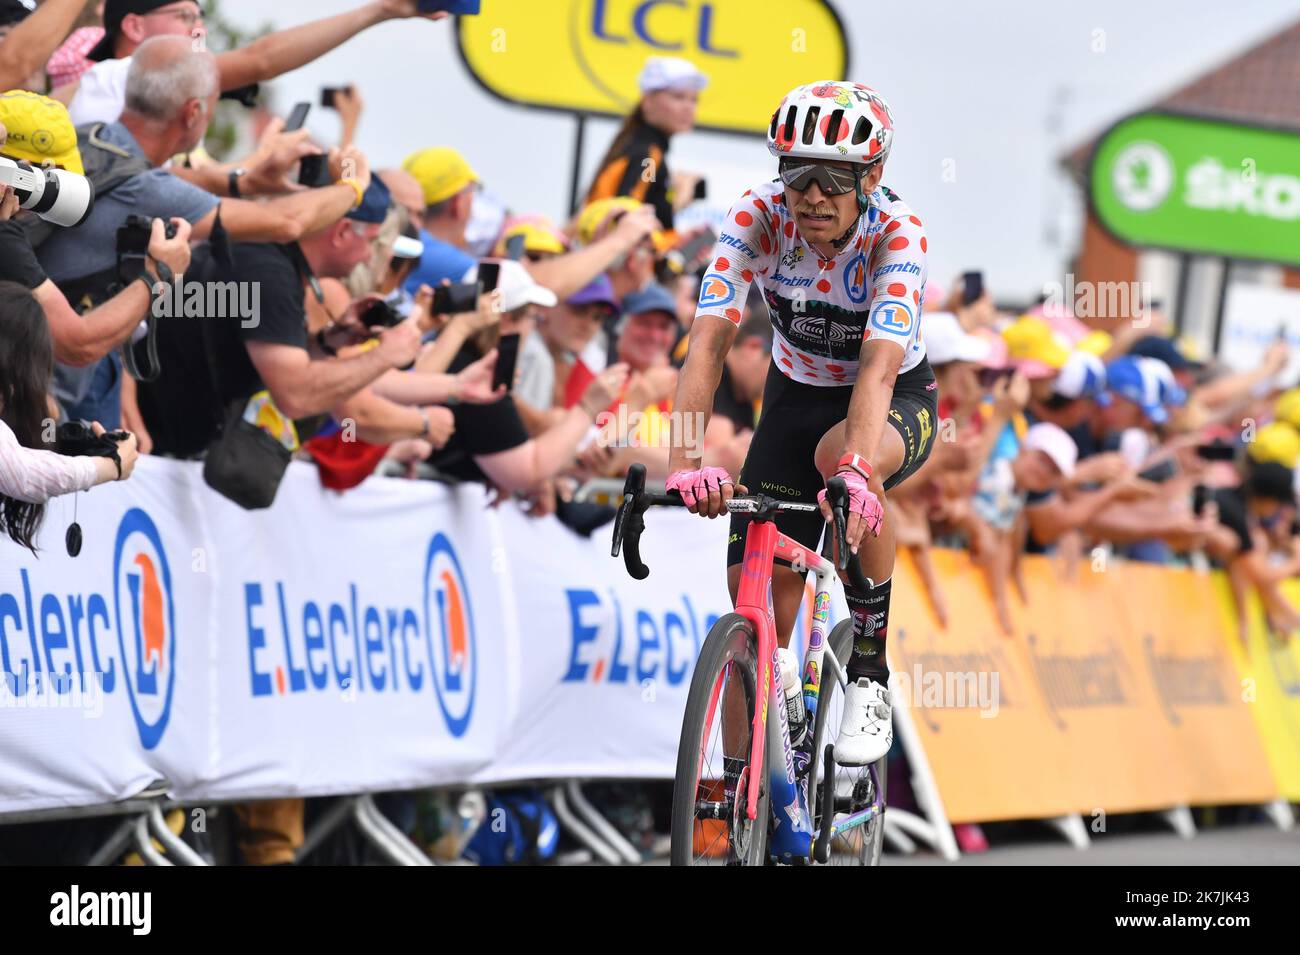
[477,261,502,294]
[961,270,984,306]
[298,154,332,188]
[284,101,312,132]
[320,87,347,109]
[504,234,526,261]
[417,0,481,13]
[360,299,403,328]
[692,178,708,201]
[430,281,481,315]
[1195,441,1237,461]
[493,333,521,392]
[678,227,717,265]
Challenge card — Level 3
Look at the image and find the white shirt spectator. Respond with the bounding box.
[67,56,133,126]
[0,418,97,504]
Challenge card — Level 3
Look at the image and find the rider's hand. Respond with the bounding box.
[817,468,884,554]
[666,466,745,519]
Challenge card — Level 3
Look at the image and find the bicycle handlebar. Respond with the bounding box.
[611,464,876,590]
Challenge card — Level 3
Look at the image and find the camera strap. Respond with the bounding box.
[119,267,168,383]
[285,241,325,306]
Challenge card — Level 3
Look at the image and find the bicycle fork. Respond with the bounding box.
[736,520,815,864]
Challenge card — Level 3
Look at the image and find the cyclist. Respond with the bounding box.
[667,81,937,770]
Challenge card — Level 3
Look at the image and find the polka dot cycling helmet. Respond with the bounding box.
[767,81,895,166]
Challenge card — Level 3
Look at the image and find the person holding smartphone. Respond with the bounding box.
[425,259,630,497]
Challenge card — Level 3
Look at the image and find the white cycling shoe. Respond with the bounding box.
[834,678,893,766]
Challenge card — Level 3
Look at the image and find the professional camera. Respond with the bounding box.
[0,155,94,228]
[53,420,130,457]
[116,214,178,285]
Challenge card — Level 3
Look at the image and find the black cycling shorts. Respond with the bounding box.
[726,358,938,568]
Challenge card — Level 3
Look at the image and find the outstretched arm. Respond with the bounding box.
[215,1,448,91]
[0,0,82,91]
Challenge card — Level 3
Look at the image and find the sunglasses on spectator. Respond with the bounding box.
[146,4,204,28]
[777,158,863,195]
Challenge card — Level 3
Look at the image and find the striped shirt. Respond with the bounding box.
[0,418,97,504]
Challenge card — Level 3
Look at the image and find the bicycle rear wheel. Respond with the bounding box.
[808,619,888,866]
[670,613,770,866]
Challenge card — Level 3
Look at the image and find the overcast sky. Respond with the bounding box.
[236,0,1300,302]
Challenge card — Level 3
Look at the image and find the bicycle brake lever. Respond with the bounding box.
[825,477,850,570]
[824,475,876,590]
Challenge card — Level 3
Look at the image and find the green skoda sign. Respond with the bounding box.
[1091,112,1300,267]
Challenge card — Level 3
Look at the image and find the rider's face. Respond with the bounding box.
[785,160,883,245]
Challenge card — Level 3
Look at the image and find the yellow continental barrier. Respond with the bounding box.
[1216,577,1300,801]
[887,549,1277,824]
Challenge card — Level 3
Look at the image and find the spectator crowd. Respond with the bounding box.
[0,0,1296,864]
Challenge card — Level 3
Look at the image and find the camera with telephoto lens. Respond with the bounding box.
[0,155,95,228]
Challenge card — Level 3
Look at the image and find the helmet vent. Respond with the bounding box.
[783,104,798,143]
[824,109,845,145]
[802,106,821,145]
[851,116,872,145]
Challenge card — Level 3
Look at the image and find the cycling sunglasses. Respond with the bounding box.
[777,158,863,195]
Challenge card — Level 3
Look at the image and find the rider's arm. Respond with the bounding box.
[840,212,928,471]
[667,317,736,474]
[840,338,905,471]
[667,189,774,475]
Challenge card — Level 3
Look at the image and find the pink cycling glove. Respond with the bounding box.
[817,469,885,537]
[666,467,734,509]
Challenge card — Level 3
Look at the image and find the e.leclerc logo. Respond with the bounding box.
[424,532,477,737]
[243,530,477,738]
[113,508,177,750]
[0,509,177,750]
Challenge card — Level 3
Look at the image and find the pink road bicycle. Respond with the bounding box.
[612,464,887,866]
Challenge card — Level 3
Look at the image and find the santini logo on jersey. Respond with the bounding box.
[871,261,922,279]
[718,232,757,258]
[770,272,814,289]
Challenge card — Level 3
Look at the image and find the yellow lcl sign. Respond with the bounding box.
[456,0,849,136]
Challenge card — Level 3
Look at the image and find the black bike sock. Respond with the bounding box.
[844,576,892,685]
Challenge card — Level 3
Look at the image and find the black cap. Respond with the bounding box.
[0,0,36,29]
[87,0,190,62]
[1246,460,1296,505]
[1129,335,1199,372]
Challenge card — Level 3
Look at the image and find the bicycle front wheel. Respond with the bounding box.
[808,619,888,866]
[670,613,770,866]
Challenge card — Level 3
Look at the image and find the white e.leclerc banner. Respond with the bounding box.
[0,458,745,815]
[1220,283,1300,388]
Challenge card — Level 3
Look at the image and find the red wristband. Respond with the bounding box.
[837,452,872,481]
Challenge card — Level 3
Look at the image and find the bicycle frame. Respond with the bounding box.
[731,518,845,860]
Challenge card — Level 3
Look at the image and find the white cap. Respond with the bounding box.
[391,235,424,260]
[1052,351,1107,400]
[1023,422,1078,478]
[638,56,709,93]
[922,312,992,365]
[463,259,558,312]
